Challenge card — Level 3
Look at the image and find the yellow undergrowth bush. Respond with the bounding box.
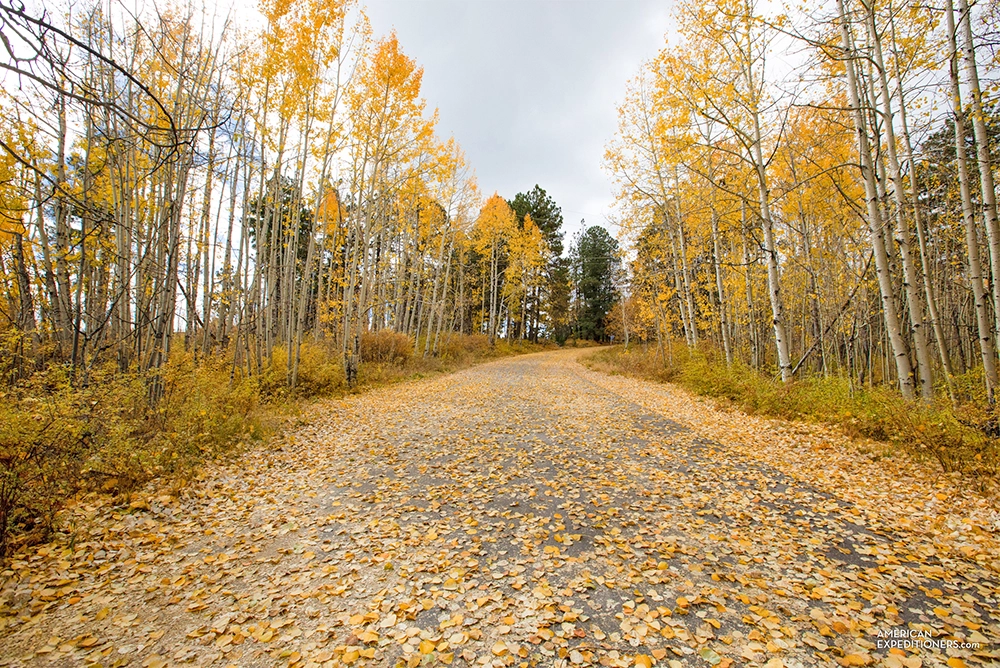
[437,333,491,358]
[0,355,269,555]
[360,330,413,365]
[263,343,346,398]
[0,369,90,555]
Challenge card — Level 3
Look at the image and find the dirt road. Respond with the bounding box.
[1,349,997,667]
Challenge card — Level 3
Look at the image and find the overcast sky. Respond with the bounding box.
[363,0,674,246]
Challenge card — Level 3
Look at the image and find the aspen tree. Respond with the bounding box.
[957,0,1000,343]
[836,0,916,399]
[862,0,934,399]
[944,0,999,401]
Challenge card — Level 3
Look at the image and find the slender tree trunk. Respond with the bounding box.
[837,0,916,399]
[957,0,1000,344]
[748,107,793,381]
[888,14,956,400]
[740,201,759,369]
[710,204,732,364]
[864,0,934,398]
[668,225,692,346]
[433,233,455,355]
[945,0,999,401]
[671,175,698,347]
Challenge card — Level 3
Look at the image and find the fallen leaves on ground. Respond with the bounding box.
[0,349,997,667]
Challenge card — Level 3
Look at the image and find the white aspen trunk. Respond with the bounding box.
[888,14,956,398]
[621,293,630,350]
[864,0,934,399]
[836,0,916,399]
[945,0,999,401]
[433,233,455,355]
[740,201,759,369]
[424,222,449,357]
[958,0,1000,345]
[489,241,499,345]
[196,120,218,353]
[788,152,826,375]
[710,205,732,365]
[220,136,242,348]
[671,172,699,347]
[668,225,692,346]
[53,93,73,353]
[290,216,317,389]
[748,105,792,381]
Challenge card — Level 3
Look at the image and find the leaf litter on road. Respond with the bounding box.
[0,349,997,667]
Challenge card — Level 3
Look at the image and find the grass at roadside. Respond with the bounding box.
[0,333,553,555]
[583,344,1000,482]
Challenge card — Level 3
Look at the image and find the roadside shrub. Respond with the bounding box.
[293,342,346,396]
[136,354,263,473]
[0,354,272,555]
[438,333,491,358]
[263,343,345,398]
[360,330,413,365]
[0,369,90,555]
